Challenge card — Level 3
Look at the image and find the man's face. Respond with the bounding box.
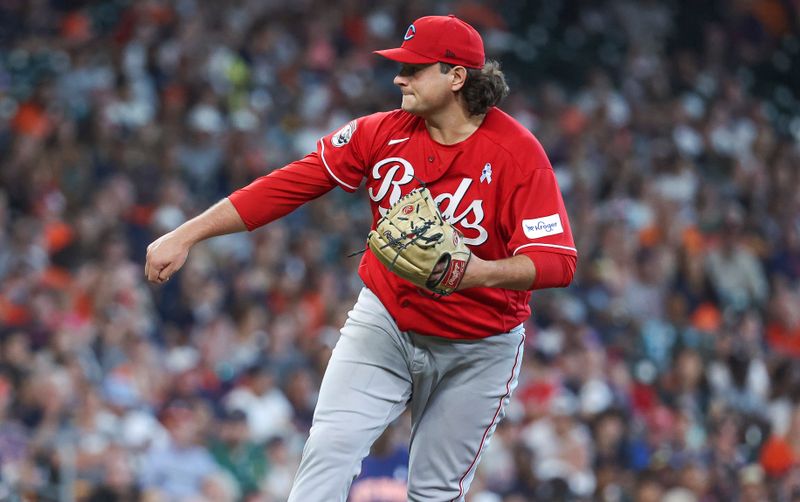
[393,62,457,116]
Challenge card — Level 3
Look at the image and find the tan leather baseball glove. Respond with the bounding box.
[368,187,472,296]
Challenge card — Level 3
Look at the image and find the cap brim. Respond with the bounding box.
[373,47,438,65]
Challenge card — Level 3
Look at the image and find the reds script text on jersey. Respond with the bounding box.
[318,108,576,340]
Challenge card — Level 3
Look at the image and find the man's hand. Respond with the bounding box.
[367,188,471,296]
[145,231,191,283]
[143,198,248,284]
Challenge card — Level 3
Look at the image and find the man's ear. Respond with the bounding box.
[450,66,468,91]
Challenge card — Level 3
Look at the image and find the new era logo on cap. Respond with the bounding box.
[373,15,485,69]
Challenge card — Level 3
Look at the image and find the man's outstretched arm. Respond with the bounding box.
[145,152,338,284]
[145,198,246,283]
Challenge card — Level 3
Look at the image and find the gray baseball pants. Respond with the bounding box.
[287,287,525,502]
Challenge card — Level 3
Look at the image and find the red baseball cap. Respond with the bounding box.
[374,15,485,69]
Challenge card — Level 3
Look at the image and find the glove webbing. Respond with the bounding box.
[345,203,443,260]
[380,216,444,272]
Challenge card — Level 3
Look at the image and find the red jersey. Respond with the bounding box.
[314,108,576,339]
[230,108,575,339]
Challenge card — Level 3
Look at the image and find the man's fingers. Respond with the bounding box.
[147,263,164,283]
[144,236,186,284]
[145,252,170,283]
[156,262,176,283]
[145,242,157,281]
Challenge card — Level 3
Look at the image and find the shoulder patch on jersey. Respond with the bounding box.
[522,214,564,239]
[332,120,357,147]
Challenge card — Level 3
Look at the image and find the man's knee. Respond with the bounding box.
[303,421,370,461]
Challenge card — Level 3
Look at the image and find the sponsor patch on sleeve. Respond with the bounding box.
[522,214,564,239]
[332,120,357,147]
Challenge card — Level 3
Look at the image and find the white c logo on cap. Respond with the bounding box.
[403,24,416,41]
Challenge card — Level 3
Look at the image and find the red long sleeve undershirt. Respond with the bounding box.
[228,152,337,230]
[527,251,576,290]
[228,154,575,290]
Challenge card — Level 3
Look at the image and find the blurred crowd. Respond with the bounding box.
[1,0,799,501]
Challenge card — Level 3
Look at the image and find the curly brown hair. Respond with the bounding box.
[440,60,510,116]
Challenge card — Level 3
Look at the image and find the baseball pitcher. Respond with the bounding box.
[145,14,577,501]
